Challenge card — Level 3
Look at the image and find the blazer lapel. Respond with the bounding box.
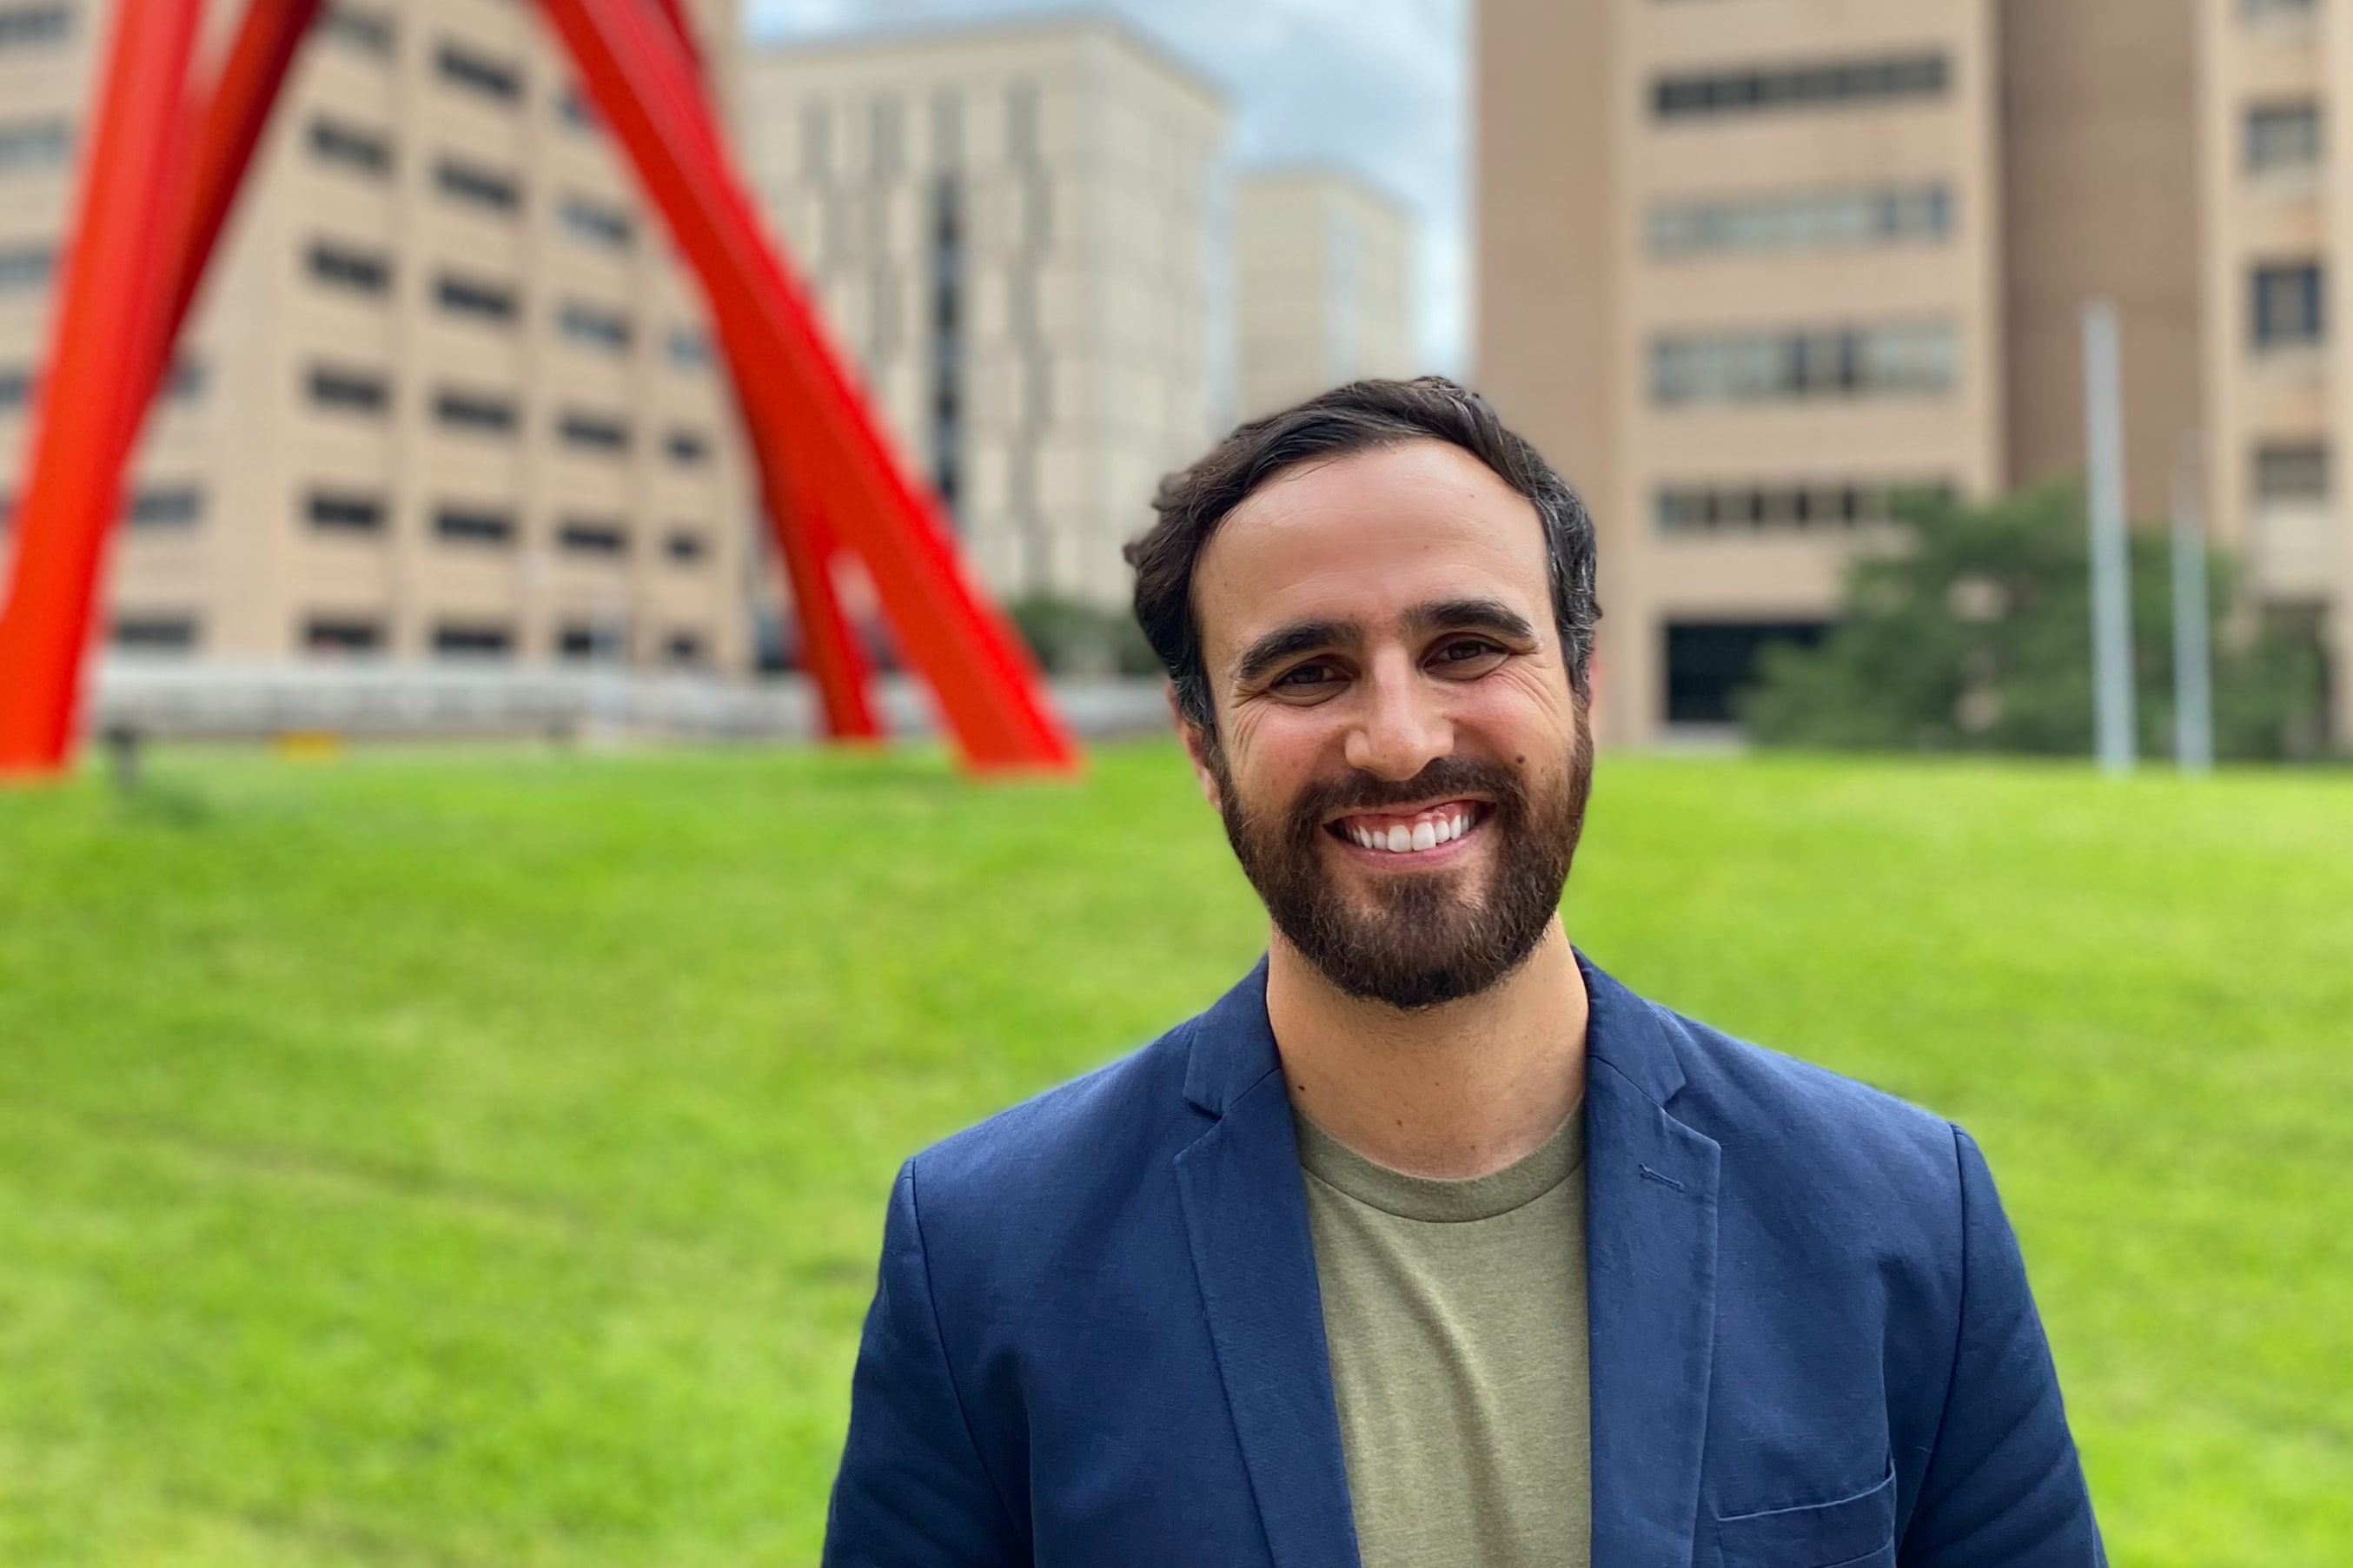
[1581,956,1723,1568]
[1173,962,1361,1568]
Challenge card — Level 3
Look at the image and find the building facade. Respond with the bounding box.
[1235,167,1418,420]
[740,17,1225,610]
[0,0,753,673]
[1481,0,2350,750]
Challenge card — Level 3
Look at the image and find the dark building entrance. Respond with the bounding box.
[1663,620,1830,725]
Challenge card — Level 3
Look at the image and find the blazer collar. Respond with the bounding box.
[1180,949,1690,1117]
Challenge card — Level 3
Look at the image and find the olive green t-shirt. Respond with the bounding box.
[1294,1107,1591,1568]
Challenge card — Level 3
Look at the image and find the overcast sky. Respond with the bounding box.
[744,0,1472,374]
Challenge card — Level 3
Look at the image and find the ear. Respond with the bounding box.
[1169,688,1224,811]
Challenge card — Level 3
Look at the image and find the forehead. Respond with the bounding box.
[1193,439,1552,665]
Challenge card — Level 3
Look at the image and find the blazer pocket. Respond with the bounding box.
[1713,1458,1897,1568]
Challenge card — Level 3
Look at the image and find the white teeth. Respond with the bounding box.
[1385,824,1410,852]
[1410,821,1437,852]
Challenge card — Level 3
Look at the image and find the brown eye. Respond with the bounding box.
[1431,638,1506,674]
[1274,662,1340,690]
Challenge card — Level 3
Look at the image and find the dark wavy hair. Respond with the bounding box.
[1124,376,1601,736]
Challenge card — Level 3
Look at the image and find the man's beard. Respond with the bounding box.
[1209,723,1594,1011]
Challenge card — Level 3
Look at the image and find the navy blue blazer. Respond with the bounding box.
[825,956,2104,1566]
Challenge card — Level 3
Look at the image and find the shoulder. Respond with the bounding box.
[901,1010,1209,1238]
[1637,993,1965,1220]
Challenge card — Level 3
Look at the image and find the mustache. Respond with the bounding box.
[1282,756,1528,835]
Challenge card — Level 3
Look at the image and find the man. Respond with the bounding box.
[825,379,2104,1566]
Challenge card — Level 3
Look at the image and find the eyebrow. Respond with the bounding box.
[1231,598,1541,688]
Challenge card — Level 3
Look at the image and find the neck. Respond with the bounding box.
[1265,918,1589,1180]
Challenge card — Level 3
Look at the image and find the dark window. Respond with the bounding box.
[557,411,629,452]
[2254,442,2329,502]
[308,240,391,294]
[558,85,598,129]
[0,117,70,172]
[664,631,706,666]
[433,622,513,658]
[2253,261,2324,347]
[306,618,384,654]
[126,486,203,528]
[556,301,631,353]
[165,358,207,403]
[557,622,619,660]
[434,506,515,545]
[665,326,711,368]
[434,157,520,213]
[2247,102,2323,174]
[321,4,394,56]
[435,273,520,324]
[306,490,386,533]
[308,365,389,413]
[664,529,707,564]
[0,364,30,408]
[435,42,522,103]
[1654,52,1947,122]
[1665,621,1829,724]
[557,519,627,556]
[0,5,70,49]
[0,242,54,291]
[308,116,393,177]
[111,615,199,652]
[1651,322,1954,405]
[664,429,710,466]
[434,389,518,433]
[930,171,964,520]
[557,195,632,249]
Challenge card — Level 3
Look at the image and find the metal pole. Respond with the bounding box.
[2081,301,2136,775]
[2171,435,2216,774]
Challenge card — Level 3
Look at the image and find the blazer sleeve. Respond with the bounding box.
[1901,1128,2105,1567]
[824,1161,1025,1567]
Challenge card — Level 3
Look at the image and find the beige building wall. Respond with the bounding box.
[0,0,752,673]
[740,18,1225,611]
[1235,168,1418,419]
[1485,0,2005,744]
[1480,0,2353,750]
[2203,0,2353,743]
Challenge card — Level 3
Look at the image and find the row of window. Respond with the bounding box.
[307,116,634,245]
[1650,321,1957,406]
[0,242,51,291]
[0,4,67,49]
[301,366,713,461]
[2248,102,2323,175]
[305,240,687,359]
[110,615,714,667]
[0,116,68,173]
[1,358,204,413]
[1654,51,1948,122]
[1648,183,1951,258]
[1654,480,1952,534]
[2253,261,2324,347]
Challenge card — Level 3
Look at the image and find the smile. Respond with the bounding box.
[1326,799,1487,857]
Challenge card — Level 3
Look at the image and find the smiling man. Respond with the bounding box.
[824,379,2104,1567]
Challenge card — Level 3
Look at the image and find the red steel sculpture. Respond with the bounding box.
[0,0,1079,776]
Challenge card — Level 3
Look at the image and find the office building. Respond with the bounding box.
[1479,0,2353,749]
[0,0,752,672]
[740,17,1225,609]
[1235,167,1419,419]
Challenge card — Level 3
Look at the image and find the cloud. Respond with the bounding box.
[745,0,1470,374]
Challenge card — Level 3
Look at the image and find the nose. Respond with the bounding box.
[1343,648,1452,781]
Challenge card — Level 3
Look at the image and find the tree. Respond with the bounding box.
[1739,482,2330,760]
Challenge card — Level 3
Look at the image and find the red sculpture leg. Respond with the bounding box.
[633,0,876,741]
[536,0,1081,773]
[0,0,209,774]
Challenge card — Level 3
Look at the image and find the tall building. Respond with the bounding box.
[740,17,1225,610]
[1476,0,2353,749]
[0,0,752,673]
[1235,167,1419,419]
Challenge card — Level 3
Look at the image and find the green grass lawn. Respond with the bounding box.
[0,739,2346,1565]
